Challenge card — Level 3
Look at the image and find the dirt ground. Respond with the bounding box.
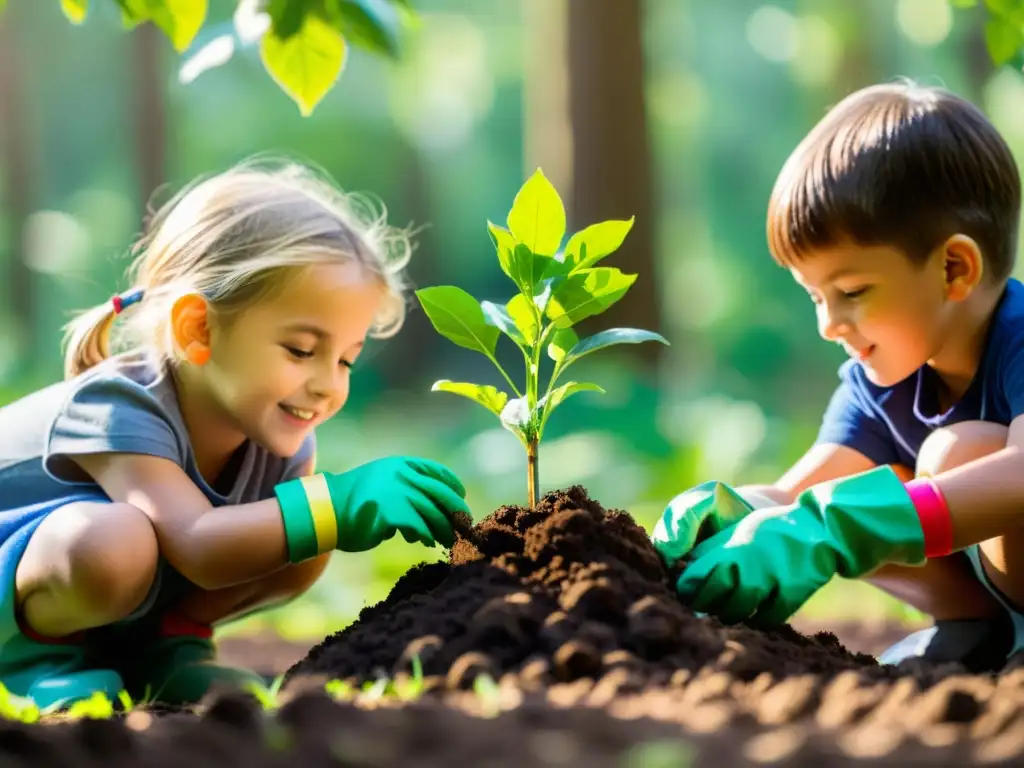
[4,487,1023,767]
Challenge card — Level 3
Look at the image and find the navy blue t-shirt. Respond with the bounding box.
[816,277,1024,467]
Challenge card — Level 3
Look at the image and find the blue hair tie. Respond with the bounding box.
[111,287,144,315]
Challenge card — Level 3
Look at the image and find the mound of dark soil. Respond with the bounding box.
[286,486,935,691]
[275,486,1024,764]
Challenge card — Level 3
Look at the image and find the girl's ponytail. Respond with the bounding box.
[62,301,117,379]
[62,289,144,379]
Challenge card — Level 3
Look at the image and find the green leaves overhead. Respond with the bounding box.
[46,0,413,116]
[261,9,348,116]
[114,0,208,50]
[949,0,1024,66]
[61,0,89,24]
[329,0,402,58]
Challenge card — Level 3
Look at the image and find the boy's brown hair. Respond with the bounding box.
[767,81,1021,283]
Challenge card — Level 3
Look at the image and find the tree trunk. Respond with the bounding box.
[522,0,572,199]
[565,0,661,370]
[133,23,167,216]
[0,13,35,358]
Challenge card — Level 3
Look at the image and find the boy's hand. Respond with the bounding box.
[275,456,470,561]
[651,481,779,566]
[674,466,927,626]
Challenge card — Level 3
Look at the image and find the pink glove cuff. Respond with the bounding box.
[905,477,953,558]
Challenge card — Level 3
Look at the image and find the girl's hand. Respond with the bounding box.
[275,456,470,561]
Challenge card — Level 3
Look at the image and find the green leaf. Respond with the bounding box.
[261,9,347,116]
[507,169,566,257]
[984,0,1022,18]
[268,0,309,38]
[431,381,508,417]
[545,268,637,329]
[541,382,605,413]
[985,17,1024,65]
[327,0,401,57]
[949,0,976,6]
[124,0,207,52]
[506,243,558,296]
[488,221,518,281]
[61,0,89,24]
[506,294,538,346]
[560,327,669,371]
[563,217,634,271]
[114,0,148,26]
[481,300,526,346]
[416,286,500,357]
[547,327,579,362]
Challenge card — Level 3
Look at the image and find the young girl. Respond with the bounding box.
[0,158,470,709]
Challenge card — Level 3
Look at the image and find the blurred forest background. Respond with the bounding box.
[0,0,1020,640]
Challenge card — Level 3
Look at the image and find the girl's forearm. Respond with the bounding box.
[156,498,293,590]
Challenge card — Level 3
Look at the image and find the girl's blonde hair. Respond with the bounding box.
[63,157,412,379]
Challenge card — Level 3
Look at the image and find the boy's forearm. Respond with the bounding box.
[155,498,292,590]
[931,446,1024,550]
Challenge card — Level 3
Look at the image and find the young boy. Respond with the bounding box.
[652,81,1024,673]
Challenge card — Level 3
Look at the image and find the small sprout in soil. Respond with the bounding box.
[0,682,40,723]
[324,655,426,704]
[65,691,116,720]
[245,673,286,711]
[472,672,501,718]
[624,739,696,768]
[416,169,669,508]
[324,678,356,701]
[361,675,391,701]
[117,689,135,712]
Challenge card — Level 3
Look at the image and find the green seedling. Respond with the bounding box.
[472,672,501,718]
[65,691,116,720]
[245,673,286,711]
[0,682,41,723]
[416,169,669,507]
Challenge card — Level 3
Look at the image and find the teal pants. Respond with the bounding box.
[0,491,192,698]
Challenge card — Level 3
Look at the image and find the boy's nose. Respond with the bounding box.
[817,305,851,342]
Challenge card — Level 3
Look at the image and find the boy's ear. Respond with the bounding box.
[942,234,984,301]
[170,293,211,366]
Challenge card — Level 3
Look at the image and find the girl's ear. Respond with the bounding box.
[171,293,211,366]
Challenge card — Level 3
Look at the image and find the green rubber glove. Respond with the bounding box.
[651,481,779,567]
[675,466,926,627]
[274,456,469,562]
